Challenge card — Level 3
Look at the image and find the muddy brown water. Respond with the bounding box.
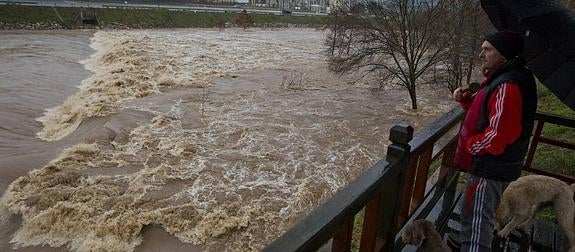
[0,28,455,251]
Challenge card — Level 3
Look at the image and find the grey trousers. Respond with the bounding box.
[459,174,509,252]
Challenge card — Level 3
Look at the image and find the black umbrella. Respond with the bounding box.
[481,0,575,111]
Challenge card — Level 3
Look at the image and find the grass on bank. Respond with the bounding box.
[532,82,575,177]
[0,5,329,28]
[532,83,574,223]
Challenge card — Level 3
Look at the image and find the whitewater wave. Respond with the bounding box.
[3,28,453,252]
[36,29,324,141]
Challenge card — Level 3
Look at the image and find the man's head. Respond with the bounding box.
[479,31,524,77]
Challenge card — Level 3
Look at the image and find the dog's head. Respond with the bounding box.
[401,219,430,247]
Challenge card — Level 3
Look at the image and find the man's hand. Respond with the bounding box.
[453,88,473,103]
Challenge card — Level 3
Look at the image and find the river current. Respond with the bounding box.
[0,28,454,252]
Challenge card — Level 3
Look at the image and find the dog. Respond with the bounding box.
[401,219,451,252]
[495,175,575,252]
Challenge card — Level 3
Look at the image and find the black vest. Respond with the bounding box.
[471,59,538,182]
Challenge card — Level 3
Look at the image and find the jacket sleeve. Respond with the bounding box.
[460,98,473,110]
[466,82,523,156]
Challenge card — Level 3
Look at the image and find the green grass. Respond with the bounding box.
[532,83,575,178]
[537,82,575,117]
[531,82,575,224]
[0,5,329,28]
[0,5,69,23]
[351,209,364,251]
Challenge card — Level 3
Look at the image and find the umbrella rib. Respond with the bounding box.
[525,46,548,62]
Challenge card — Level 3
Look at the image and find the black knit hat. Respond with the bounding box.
[484,31,524,60]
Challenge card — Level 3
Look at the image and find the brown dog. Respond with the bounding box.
[401,219,451,252]
[495,175,575,252]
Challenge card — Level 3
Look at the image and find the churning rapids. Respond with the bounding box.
[0,28,454,252]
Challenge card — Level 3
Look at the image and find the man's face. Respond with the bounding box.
[479,41,507,77]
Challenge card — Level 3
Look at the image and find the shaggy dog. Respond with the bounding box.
[401,219,451,252]
[495,175,575,252]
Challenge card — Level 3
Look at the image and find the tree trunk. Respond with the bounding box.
[409,87,417,110]
[331,13,337,56]
[466,57,475,86]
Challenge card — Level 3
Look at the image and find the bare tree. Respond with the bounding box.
[562,0,574,10]
[435,0,493,93]
[326,0,449,109]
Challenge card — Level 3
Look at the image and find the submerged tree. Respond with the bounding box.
[235,9,254,29]
[326,0,449,109]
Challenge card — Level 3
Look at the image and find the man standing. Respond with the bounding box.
[451,31,538,251]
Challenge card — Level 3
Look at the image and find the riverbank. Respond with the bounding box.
[0,5,329,30]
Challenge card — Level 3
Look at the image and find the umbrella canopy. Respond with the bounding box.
[481,0,575,111]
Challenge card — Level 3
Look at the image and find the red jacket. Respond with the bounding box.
[454,77,524,171]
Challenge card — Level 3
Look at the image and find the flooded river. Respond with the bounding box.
[0,28,454,252]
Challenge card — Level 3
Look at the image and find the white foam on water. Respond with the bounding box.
[36,29,324,141]
[4,28,454,251]
[0,202,9,226]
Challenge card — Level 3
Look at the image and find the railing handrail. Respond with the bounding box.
[409,107,464,154]
[535,112,575,128]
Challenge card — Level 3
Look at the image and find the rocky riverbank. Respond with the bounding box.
[0,21,65,30]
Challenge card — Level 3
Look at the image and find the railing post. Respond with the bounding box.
[332,218,353,252]
[360,124,413,252]
[525,120,544,169]
[396,155,418,229]
[410,146,432,214]
[386,124,414,165]
[382,125,413,251]
[437,137,458,189]
[437,137,459,226]
[360,191,383,252]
